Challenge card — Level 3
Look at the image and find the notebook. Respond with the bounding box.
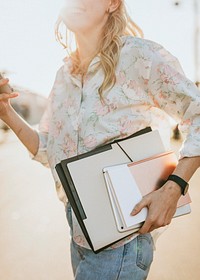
[103,151,191,232]
[55,127,169,253]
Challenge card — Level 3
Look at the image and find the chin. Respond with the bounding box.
[63,20,91,34]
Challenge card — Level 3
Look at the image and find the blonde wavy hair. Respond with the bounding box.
[55,0,143,96]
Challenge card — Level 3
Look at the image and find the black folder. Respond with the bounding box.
[55,127,161,253]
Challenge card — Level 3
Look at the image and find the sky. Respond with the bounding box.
[0,0,199,97]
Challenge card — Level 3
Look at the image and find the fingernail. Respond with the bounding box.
[131,209,136,216]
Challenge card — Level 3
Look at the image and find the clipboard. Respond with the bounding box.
[55,127,168,253]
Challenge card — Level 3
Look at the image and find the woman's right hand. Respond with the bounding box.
[0,78,19,120]
[0,78,39,155]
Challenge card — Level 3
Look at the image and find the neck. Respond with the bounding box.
[75,21,106,63]
[76,35,99,64]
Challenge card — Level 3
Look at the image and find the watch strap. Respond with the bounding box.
[167,174,188,195]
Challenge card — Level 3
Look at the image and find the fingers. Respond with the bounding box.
[130,196,151,234]
[0,78,9,87]
[139,204,175,234]
[131,195,149,215]
[139,215,171,234]
[130,191,175,234]
[0,92,19,100]
[131,196,153,234]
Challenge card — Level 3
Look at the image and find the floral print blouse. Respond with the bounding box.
[32,36,200,249]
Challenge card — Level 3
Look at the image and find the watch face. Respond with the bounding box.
[183,184,189,195]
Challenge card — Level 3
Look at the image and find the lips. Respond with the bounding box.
[62,5,85,14]
[63,2,85,11]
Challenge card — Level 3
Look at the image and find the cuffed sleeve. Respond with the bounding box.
[147,45,200,158]
[30,131,49,167]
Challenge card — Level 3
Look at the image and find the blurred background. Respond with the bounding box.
[0,0,200,279]
[0,0,199,96]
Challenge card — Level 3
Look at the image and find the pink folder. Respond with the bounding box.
[127,151,191,208]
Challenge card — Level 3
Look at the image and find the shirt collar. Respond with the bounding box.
[63,55,101,88]
[63,54,100,72]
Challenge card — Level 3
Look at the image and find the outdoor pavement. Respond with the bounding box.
[0,131,200,280]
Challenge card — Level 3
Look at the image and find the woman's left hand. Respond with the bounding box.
[131,181,182,234]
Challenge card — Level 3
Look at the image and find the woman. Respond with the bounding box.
[0,0,200,279]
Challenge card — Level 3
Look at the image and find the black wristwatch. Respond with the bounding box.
[167,174,189,196]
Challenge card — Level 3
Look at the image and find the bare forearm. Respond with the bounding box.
[163,156,200,194]
[2,107,39,155]
[173,156,200,180]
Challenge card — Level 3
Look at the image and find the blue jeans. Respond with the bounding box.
[66,203,154,280]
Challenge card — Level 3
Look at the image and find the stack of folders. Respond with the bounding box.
[103,151,191,233]
[55,127,191,253]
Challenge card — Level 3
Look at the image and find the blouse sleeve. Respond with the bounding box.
[30,67,62,167]
[147,45,200,159]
